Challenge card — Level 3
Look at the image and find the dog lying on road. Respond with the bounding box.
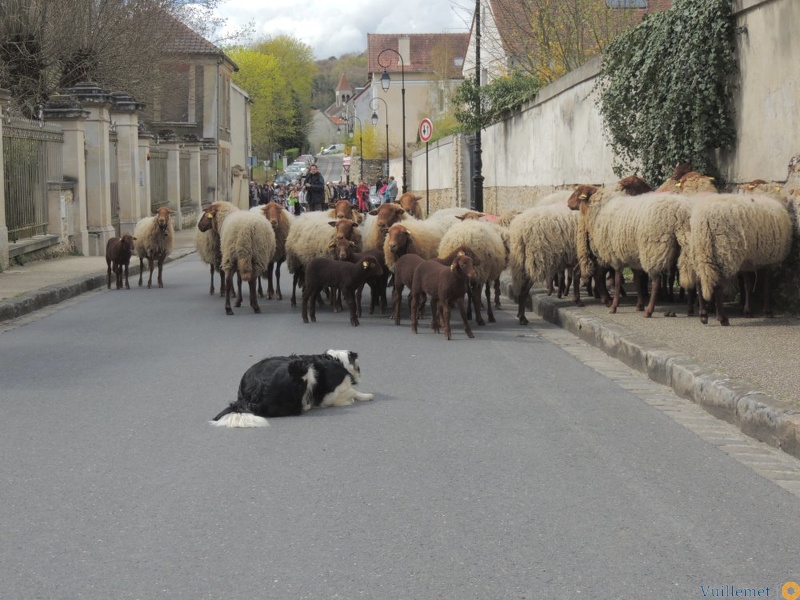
[210,350,373,428]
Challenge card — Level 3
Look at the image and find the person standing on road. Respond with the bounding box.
[385,176,398,203]
[304,163,325,211]
[356,180,369,212]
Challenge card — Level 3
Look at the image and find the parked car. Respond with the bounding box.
[297,154,315,166]
[320,143,345,155]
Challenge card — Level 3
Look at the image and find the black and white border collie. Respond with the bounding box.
[210,350,373,428]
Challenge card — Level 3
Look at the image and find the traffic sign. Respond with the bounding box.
[419,118,433,143]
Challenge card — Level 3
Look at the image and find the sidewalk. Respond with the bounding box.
[1,231,799,460]
[0,228,198,319]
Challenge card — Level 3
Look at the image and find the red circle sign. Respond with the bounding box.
[419,118,433,142]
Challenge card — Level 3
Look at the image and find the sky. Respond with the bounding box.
[212,0,474,60]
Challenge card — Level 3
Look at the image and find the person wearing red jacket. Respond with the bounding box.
[356,180,369,212]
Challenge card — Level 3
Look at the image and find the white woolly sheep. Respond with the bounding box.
[567,176,693,318]
[257,201,292,300]
[197,201,240,297]
[438,218,507,325]
[134,206,175,289]
[382,217,453,272]
[688,188,792,325]
[508,202,583,325]
[219,210,276,315]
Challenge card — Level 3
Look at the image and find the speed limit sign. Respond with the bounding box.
[419,118,433,143]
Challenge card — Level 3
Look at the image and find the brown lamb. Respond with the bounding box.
[410,254,477,341]
[301,256,384,327]
[105,234,136,290]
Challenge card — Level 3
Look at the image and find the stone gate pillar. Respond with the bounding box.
[110,92,145,235]
[42,94,90,255]
[65,82,114,256]
[161,138,182,229]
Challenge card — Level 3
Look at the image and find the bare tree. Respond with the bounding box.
[0,0,238,117]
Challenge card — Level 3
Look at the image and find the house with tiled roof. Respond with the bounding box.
[147,13,248,205]
[361,32,470,190]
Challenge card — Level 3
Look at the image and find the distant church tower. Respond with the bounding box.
[335,74,353,107]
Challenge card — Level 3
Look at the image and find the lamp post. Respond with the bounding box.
[377,48,407,193]
[349,113,363,181]
[472,0,484,212]
[370,97,390,179]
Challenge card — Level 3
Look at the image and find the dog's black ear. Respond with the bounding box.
[348,351,358,362]
[287,359,307,379]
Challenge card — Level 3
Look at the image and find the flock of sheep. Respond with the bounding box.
[121,166,798,336]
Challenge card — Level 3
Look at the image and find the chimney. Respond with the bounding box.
[398,36,411,67]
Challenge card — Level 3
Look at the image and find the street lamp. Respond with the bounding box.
[472,0,484,212]
[370,97,390,179]
[349,113,363,181]
[377,47,407,193]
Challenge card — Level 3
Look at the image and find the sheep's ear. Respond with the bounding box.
[132,237,137,241]
[578,194,588,200]
[328,221,337,227]
[362,260,370,269]
[168,209,176,215]
[396,208,405,215]
[455,214,465,221]
[450,262,457,271]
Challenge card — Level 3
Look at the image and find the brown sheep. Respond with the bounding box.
[329,237,389,316]
[328,199,363,223]
[105,234,136,290]
[258,202,291,300]
[397,192,424,219]
[301,256,384,327]
[410,254,478,340]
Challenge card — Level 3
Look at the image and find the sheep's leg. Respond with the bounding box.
[457,298,475,339]
[123,263,130,290]
[107,261,113,290]
[470,281,486,326]
[493,278,501,308]
[235,273,243,307]
[138,257,144,287]
[634,270,646,312]
[346,289,359,326]
[484,282,495,324]
[147,256,155,289]
[714,285,729,326]
[291,273,300,307]
[224,270,235,315]
[392,284,404,324]
[410,293,420,334]
[357,283,365,318]
[274,259,283,300]
[516,278,533,325]
[556,272,565,298]
[248,278,261,313]
[266,264,274,299]
[571,265,584,307]
[430,298,440,333]
[742,271,755,318]
[687,286,697,316]
[257,274,264,299]
[546,276,555,296]
[644,274,659,318]
[208,264,215,295]
[609,269,623,314]
[441,303,452,340]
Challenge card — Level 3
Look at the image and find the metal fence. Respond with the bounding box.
[149,147,168,210]
[2,116,64,242]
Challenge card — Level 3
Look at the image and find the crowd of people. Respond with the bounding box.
[249,164,400,216]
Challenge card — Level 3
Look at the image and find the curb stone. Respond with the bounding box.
[0,247,195,324]
[499,273,800,461]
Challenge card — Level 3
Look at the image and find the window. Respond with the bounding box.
[606,0,647,7]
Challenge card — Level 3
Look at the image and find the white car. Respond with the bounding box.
[320,144,345,155]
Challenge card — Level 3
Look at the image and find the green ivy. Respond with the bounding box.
[596,0,737,185]
[455,70,542,131]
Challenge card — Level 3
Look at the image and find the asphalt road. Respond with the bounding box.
[1,254,799,599]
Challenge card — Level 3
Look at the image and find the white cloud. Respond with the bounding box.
[213,0,472,59]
